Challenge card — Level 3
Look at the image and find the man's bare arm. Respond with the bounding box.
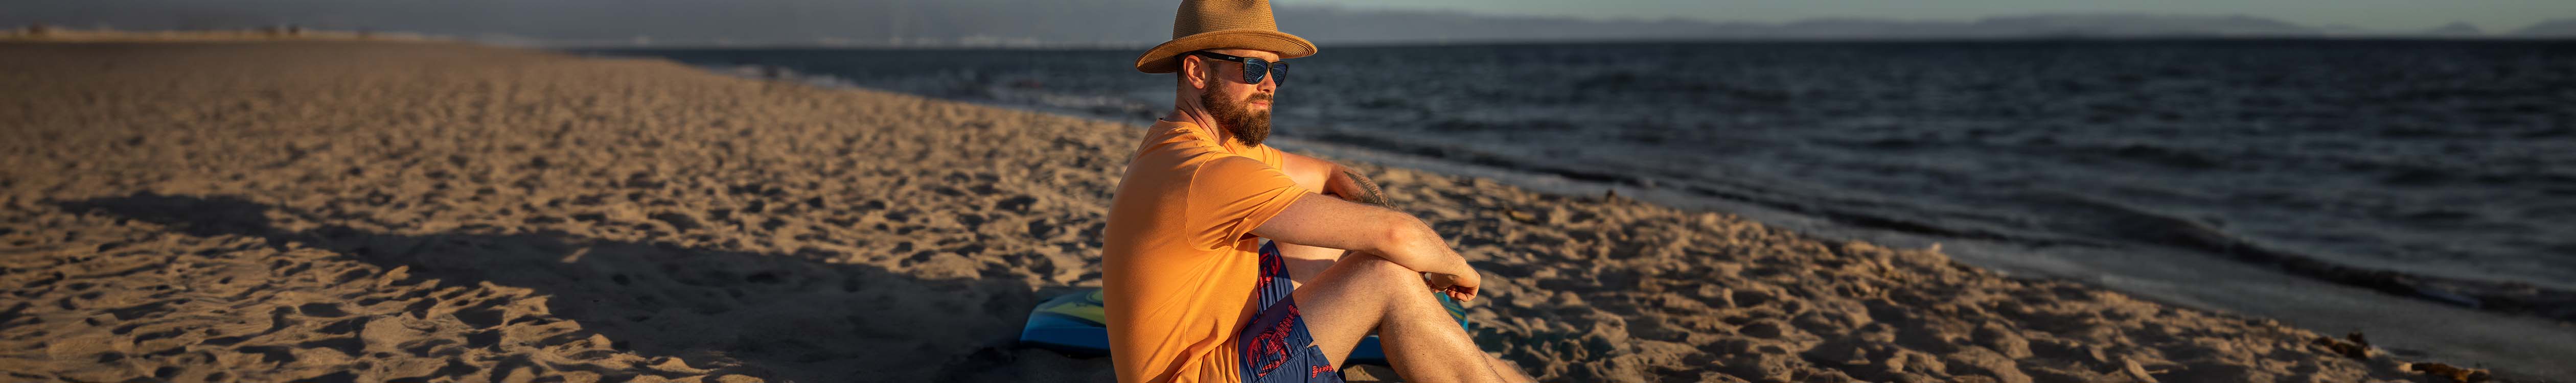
[1251,194,1474,283]
[1282,152,1335,192]
[1282,152,1389,206]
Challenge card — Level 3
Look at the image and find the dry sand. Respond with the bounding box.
[0,41,2501,382]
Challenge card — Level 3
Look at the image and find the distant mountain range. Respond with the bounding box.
[2421,21,2486,37]
[6,1,2574,46]
[2516,19,2576,37]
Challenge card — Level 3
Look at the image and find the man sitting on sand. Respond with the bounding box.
[1101,1,1534,382]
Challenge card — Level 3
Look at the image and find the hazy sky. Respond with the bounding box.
[1279,0,2575,32]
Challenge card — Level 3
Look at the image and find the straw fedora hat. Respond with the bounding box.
[1133,0,1317,74]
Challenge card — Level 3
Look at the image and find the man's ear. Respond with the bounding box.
[1178,57,1206,90]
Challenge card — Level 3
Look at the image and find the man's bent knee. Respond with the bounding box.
[1324,253,1447,310]
[1338,253,1426,286]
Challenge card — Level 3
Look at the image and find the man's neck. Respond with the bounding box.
[1163,105,1235,148]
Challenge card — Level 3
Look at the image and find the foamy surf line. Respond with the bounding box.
[671,61,2576,377]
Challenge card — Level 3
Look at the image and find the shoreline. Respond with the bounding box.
[0,40,2543,381]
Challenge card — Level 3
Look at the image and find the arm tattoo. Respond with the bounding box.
[1340,169,1391,207]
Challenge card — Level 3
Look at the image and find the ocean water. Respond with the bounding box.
[585,40,2576,318]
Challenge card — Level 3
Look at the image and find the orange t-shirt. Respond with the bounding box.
[1102,119,1311,383]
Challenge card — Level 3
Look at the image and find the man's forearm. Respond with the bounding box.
[1329,164,1405,265]
[1366,214,1475,277]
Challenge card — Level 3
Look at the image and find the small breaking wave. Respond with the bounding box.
[2024,192,2576,321]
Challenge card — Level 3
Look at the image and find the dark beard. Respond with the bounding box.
[1201,90,1271,147]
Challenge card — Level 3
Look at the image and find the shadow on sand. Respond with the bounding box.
[56,193,1100,382]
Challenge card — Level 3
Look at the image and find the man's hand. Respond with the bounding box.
[1322,167,1390,207]
[1425,271,1480,302]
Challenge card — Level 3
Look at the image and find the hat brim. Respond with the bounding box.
[1134,29,1316,74]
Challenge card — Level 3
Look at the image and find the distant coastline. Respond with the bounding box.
[1,25,434,42]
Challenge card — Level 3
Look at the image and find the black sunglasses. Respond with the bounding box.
[1187,51,1288,86]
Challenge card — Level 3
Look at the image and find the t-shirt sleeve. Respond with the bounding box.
[1185,155,1311,249]
[1251,145,1290,168]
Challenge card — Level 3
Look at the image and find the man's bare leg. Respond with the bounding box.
[1293,252,1514,383]
[1277,242,1342,289]
[1484,353,1538,382]
[1282,242,1536,381]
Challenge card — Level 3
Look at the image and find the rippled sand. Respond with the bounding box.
[0,42,2472,382]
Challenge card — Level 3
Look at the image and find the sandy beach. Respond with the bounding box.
[0,41,2509,382]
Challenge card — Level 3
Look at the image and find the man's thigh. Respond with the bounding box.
[1274,241,1342,289]
[1285,252,1442,367]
